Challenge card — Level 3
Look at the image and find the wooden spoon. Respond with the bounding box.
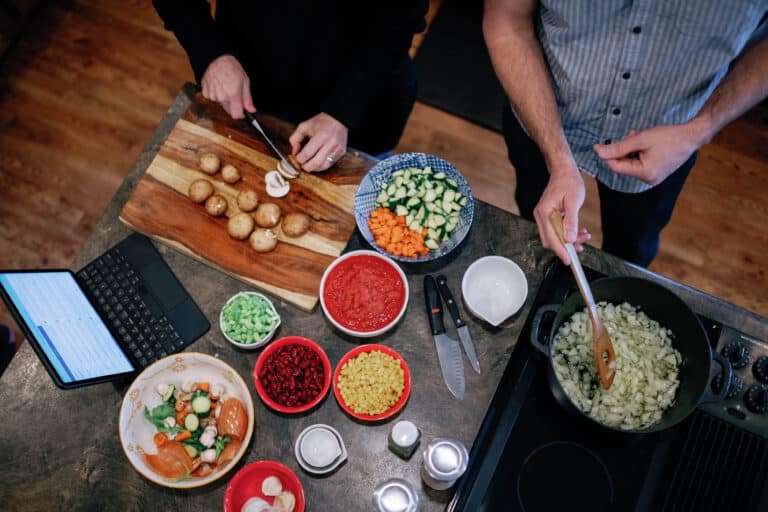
[549,211,616,389]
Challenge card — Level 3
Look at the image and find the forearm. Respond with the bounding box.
[689,33,768,145]
[152,0,232,81]
[483,0,573,174]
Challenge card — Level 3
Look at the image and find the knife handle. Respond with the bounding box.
[436,275,466,329]
[424,275,446,335]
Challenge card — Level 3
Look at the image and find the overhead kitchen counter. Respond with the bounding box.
[1,85,766,511]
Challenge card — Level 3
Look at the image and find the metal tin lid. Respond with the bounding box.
[391,420,419,448]
[373,478,419,512]
[422,438,468,481]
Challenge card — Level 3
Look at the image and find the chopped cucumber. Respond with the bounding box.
[425,239,440,250]
[395,204,409,216]
[184,413,199,431]
[192,395,211,415]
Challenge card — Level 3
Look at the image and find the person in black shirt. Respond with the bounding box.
[153,1,429,171]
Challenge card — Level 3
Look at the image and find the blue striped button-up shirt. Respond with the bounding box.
[535,0,767,193]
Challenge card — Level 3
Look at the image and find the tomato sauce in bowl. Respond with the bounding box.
[320,251,409,337]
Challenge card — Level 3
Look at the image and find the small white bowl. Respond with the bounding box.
[219,292,281,350]
[319,250,409,338]
[294,424,347,475]
[462,256,528,327]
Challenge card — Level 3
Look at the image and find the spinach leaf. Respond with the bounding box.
[215,436,230,460]
[143,404,184,433]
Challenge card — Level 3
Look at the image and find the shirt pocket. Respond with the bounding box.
[671,1,763,38]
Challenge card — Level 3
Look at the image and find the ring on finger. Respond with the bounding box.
[326,155,335,164]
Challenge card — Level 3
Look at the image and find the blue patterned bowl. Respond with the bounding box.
[354,152,474,262]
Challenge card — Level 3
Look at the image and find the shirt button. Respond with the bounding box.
[632,26,642,34]
[612,108,621,116]
[622,72,631,80]
[604,139,612,145]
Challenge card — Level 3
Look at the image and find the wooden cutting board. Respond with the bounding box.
[119,93,374,312]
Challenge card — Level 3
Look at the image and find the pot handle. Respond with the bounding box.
[699,351,733,403]
[530,305,560,355]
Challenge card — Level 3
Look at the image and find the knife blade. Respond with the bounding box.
[244,111,299,175]
[424,275,465,400]
[436,274,480,374]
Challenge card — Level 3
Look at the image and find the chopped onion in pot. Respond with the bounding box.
[552,302,682,430]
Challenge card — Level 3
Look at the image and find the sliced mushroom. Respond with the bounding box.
[276,159,300,180]
[265,171,290,198]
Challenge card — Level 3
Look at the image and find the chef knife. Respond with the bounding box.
[424,275,465,400]
[436,275,480,374]
[244,111,300,175]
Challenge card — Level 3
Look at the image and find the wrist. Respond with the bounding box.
[687,110,717,147]
[544,149,579,178]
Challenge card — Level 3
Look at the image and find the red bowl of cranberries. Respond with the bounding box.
[254,336,332,414]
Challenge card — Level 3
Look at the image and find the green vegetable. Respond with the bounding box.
[214,436,231,460]
[374,165,466,249]
[222,294,280,345]
[144,404,184,434]
[184,413,200,431]
[191,395,211,415]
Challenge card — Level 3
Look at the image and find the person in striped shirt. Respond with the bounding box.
[484,0,768,266]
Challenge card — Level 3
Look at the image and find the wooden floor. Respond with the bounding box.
[0,0,766,344]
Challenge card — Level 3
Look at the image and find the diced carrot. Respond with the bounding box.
[176,411,187,425]
[154,432,168,447]
[367,206,432,258]
[196,382,210,393]
[175,430,193,442]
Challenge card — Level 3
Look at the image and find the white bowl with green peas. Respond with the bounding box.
[220,292,281,349]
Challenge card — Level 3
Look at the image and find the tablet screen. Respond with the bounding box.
[0,271,135,383]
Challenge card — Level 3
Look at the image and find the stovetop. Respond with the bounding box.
[448,261,768,512]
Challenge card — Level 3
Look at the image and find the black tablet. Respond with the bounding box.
[0,270,136,389]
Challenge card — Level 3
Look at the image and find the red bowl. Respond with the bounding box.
[254,336,332,414]
[333,344,411,421]
[223,460,305,512]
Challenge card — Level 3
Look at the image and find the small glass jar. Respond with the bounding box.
[373,478,419,512]
[388,420,421,460]
[420,438,469,491]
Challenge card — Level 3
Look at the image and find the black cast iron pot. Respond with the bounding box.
[530,276,732,434]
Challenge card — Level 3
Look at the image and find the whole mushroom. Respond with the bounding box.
[249,228,278,253]
[227,212,255,240]
[254,203,281,228]
[199,152,220,174]
[205,194,228,217]
[188,179,214,203]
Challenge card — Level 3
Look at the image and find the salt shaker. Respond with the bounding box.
[388,420,421,460]
[420,438,469,490]
[373,478,419,512]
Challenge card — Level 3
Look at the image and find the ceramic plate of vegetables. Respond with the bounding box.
[118,352,254,488]
[354,152,474,262]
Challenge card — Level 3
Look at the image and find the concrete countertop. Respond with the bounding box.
[1,85,765,512]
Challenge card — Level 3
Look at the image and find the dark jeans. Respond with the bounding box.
[502,103,695,267]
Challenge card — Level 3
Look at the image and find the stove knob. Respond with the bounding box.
[744,385,768,414]
[711,374,744,399]
[721,341,750,369]
[753,356,768,384]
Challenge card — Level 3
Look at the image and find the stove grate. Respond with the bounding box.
[657,410,767,511]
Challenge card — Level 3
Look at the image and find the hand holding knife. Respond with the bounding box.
[436,275,481,374]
